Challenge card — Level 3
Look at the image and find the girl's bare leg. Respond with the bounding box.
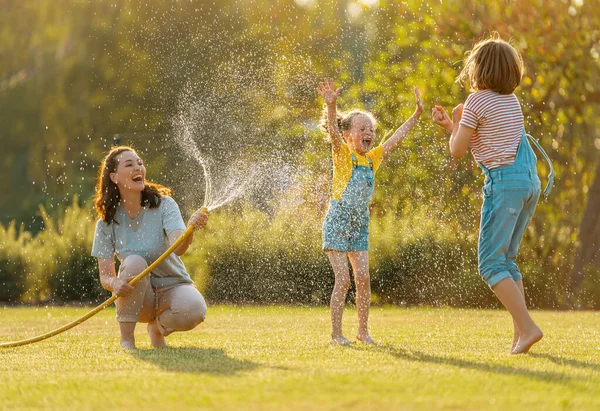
[348,251,374,344]
[492,278,543,354]
[512,280,525,351]
[327,251,352,345]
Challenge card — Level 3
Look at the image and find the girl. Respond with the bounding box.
[317,79,423,345]
[432,33,552,354]
[92,146,208,349]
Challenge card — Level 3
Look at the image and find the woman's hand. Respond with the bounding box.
[187,209,208,231]
[414,87,424,117]
[316,78,342,105]
[111,277,134,297]
[432,105,453,132]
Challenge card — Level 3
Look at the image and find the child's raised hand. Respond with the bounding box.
[452,103,464,123]
[432,105,453,132]
[317,78,342,105]
[414,87,424,116]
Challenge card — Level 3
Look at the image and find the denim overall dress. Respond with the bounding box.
[478,131,554,287]
[322,153,374,251]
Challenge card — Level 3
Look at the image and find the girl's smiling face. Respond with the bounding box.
[344,114,375,155]
[109,150,146,192]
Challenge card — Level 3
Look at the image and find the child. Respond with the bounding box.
[432,33,553,354]
[317,78,423,345]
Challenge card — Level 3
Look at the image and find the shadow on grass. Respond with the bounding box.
[131,347,260,376]
[529,353,600,372]
[346,344,587,383]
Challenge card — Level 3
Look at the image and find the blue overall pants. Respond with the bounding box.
[478,131,553,287]
[322,154,374,252]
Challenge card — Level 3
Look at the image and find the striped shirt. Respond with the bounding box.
[460,90,524,169]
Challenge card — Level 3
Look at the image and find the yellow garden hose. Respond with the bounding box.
[1,209,204,349]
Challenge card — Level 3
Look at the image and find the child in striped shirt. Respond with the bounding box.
[432,33,545,354]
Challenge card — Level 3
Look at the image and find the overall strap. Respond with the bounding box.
[329,155,334,196]
[526,134,555,201]
[351,153,373,170]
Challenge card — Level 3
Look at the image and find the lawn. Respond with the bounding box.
[0,306,598,410]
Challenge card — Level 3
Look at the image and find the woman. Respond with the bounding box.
[91,146,208,349]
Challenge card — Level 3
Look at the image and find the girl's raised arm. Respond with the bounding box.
[382,87,423,155]
[317,78,343,152]
[432,104,475,159]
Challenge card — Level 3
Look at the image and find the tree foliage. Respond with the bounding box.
[1,0,599,306]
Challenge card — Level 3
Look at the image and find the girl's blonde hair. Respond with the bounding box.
[319,107,377,142]
[458,32,524,95]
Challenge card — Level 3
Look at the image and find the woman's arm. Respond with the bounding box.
[317,78,344,152]
[382,87,423,155]
[168,208,208,256]
[97,258,133,296]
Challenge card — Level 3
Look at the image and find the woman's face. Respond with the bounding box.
[109,150,146,193]
[344,114,375,155]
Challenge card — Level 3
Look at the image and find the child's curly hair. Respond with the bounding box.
[458,32,524,95]
[319,107,377,143]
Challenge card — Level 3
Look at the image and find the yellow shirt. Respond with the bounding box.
[330,143,384,201]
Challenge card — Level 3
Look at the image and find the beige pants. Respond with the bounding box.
[115,255,207,336]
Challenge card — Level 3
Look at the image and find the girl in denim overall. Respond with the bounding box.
[317,78,423,345]
[433,34,554,354]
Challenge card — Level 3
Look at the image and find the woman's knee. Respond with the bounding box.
[186,296,207,323]
[176,305,207,330]
[172,292,207,328]
[119,255,148,281]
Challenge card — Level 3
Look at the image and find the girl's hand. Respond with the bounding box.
[188,209,208,231]
[414,87,424,116]
[432,105,453,132]
[317,78,342,105]
[452,103,464,124]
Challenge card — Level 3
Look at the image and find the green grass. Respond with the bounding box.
[0,306,599,410]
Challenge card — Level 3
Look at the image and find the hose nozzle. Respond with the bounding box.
[200,207,208,214]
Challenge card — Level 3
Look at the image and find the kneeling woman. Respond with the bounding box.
[92,146,208,349]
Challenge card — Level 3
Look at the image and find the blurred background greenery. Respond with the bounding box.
[1,0,599,308]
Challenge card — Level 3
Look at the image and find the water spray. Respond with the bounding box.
[0,207,208,349]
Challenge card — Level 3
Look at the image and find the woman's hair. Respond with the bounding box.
[458,32,524,95]
[94,146,172,224]
[319,107,377,142]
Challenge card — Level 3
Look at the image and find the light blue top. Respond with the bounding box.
[91,196,193,288]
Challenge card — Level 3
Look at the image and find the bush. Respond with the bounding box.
[0,222,29,302]
[183,204,332,304]
[184,206,497,307]
[25,198,108,303]
[0,195,593,308]
[369,212,497,308]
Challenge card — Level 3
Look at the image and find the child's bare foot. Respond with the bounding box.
[512,330,520,352]
[356,334,376,345]
[147,320,167,349]
[511,327,543,354]
[120,338,136,350]
[330,334,352,345]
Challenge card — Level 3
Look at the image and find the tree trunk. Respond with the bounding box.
[570,155,600,304]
